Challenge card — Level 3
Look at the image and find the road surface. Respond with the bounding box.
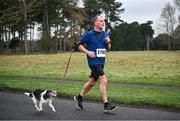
[0,91,180,120]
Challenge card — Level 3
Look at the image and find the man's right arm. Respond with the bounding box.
[78,44,96,58]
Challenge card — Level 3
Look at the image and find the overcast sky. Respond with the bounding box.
[118,0,175,36]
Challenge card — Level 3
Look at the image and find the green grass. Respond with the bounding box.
[0,51,180,109]
[0,79,180,109]
[0,51,180,86]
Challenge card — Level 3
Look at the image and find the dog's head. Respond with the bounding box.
[46,90,57,98]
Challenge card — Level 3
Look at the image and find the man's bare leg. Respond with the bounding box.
[74,78,96,109]
[80,78,96,97]
[99,75,108,103]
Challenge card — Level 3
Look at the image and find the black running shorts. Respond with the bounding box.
[89,64,105,81]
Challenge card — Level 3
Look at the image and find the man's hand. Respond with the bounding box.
[105,37,111,50]
[78,44,96,58]
[86,51,96,58]
[105,37,111,44]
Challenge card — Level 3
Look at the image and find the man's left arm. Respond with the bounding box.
[105,37,111,50]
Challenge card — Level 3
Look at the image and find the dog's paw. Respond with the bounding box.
[37,109,43,112]
[53,109,56,112]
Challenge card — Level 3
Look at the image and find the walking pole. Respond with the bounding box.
[60,42,78,84]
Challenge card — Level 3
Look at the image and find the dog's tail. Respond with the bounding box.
[24,92,32,97]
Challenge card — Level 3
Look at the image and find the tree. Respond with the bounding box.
[174,0,180,23]
[140,21,154,50]
[158,2,177,51]
[152,34,174,50]
[9,37,20,52]
[111,22,144,51]
[174,0,180,9]
[174,25,180,39]
[23,0,28,54]
[173,25,180,49]
[84,0,124,30]
[0,0,46,54]
[0,0,127,53]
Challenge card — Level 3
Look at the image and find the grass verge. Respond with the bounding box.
[0,79,180,109]
[0,51,180,86]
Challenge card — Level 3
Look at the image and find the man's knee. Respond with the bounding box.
[89,79,96,86]
[99,75,108,84]
[85,78,96,88]
[89,82,95,87]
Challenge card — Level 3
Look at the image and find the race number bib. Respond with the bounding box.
[96,49,106,57]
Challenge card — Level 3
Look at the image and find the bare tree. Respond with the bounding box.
[174,0,180,10]
[174,0,180,23]
[159,2,177,51]
[174,0,180,49]
[174,25,180,39]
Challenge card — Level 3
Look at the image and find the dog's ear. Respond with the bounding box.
[43,90,51,99]
[46,90,51,93]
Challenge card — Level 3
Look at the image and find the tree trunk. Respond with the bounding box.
[31,24,35,52]
[19,30,24,52]
[0,26,3,54]
[45,0,50,37]
[59,37,62,52]
[29,25,32,52]
[59,25,63,52]
[63,37,66,52]
[173,39,176,51]
[23,0,28,54]
[55,25,58,52]
[8,25,11,53]
[4,26,9,53]
[168,37,171,51]
[146,35,150,51]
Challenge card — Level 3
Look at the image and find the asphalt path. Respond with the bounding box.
[0,91,180,120]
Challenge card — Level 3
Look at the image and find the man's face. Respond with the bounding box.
[94,16,105,30]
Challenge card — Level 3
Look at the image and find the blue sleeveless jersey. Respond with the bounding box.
[80,29,108,66]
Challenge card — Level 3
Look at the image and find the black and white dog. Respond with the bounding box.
[24,89,57,112]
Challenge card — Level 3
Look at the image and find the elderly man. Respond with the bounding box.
[74,15,117,112]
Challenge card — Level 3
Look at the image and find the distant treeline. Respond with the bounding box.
[0,0,180,54]
[111,22,180,51]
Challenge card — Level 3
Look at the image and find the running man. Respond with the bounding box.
[74,15,118,112]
